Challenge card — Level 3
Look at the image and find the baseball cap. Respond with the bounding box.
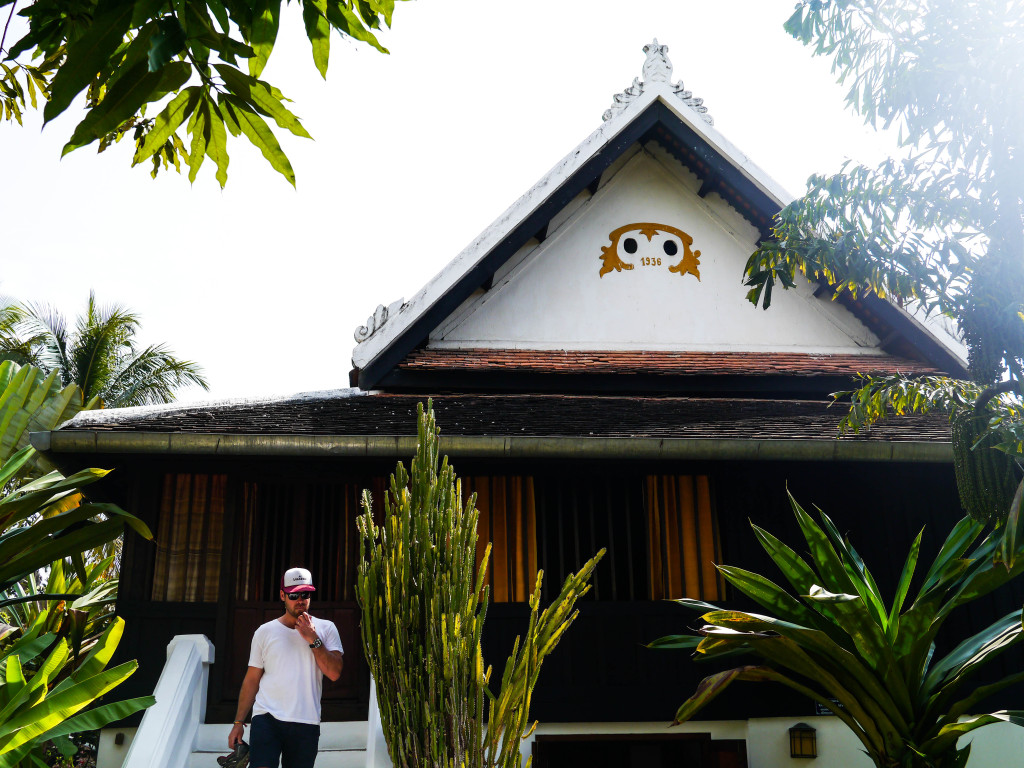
[281,567,316,594]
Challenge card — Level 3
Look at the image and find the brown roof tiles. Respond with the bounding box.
[397,349,939,377]
[61,392,950,443]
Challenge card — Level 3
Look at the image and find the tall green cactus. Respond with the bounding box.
[355,402,603,768]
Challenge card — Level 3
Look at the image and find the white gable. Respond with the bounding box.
[349,40,967,386]
[350,81,791,372]
[430,150,880,354]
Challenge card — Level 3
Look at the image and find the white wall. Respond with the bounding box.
[432,150,880,355]
[97,727,136,768]
[519,717,1021,768]
[960,721,1024,765]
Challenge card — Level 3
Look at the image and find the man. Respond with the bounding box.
[228,567,344,768]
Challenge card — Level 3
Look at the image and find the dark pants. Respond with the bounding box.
[250,714,320,768]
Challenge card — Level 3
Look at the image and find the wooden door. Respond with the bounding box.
[220,478,368,721]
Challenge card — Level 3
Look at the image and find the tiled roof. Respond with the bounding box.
[60,392,950,443]
[397,349,940,377]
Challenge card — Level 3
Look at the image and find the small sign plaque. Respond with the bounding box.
[815,698,840,716]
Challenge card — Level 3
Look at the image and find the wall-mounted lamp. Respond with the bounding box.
[789,723,817,758]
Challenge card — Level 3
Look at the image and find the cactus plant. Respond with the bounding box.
[355,402,603,768]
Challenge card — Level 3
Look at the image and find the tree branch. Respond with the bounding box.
[975,380,1022,412]
[1,0,17,58]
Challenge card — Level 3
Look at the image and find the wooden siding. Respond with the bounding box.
[110,456,1024,725]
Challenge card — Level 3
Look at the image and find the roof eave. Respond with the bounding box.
[32,429,952,464]
[856,293,970,376]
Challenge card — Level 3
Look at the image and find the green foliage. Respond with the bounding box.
[832,375,983,436]
[0,0,404,186]
[355,402,604,768]
[654,491,1024,768]
[0,444,154,767]
[0,361,154,765]
[0,360,98,478]
[0,615,154,766]
[829,375,1024,523]
[0,52,57,125]
[2,557,117,656]
[0,555,137,767]
[0,302,38,369]
[750,0,1024,366]
[744,1,1024,522]
[0,447,153,600]
[2,291,208,408]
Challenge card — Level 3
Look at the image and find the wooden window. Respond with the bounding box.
[301,482,363,602]
[151,474,226,602]
[534,475,647,602]
[233,479,369,603]
[234,481,295,602]
[464,476,537,603]
[468,474,722,603]
[645,475,724,600]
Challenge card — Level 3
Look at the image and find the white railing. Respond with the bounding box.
[365,678,393,768]
[122,634,215,768]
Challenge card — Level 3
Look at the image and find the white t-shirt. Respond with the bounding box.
[248,615,343,724]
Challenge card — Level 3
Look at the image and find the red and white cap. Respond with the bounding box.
[281,567,316,594]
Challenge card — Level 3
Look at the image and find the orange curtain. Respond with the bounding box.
[645,475,723,600]
[152,474,227,602]
[464,476,537,602]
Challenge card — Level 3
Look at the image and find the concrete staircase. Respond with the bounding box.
[188,722,368,768]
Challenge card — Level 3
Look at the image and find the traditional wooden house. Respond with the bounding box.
[34,40,1023,768]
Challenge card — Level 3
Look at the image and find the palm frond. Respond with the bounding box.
[21,301,72,381]
[104,344,209,407]
[3,292,206,408]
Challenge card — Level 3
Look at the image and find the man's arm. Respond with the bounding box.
[313,647,343,681]
[228,666,264,748]
[295,614,344,681]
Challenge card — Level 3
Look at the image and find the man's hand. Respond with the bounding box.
[230,666,262,749]
[295,613,318,644]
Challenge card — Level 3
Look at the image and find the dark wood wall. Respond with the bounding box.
[103,454,1024,726]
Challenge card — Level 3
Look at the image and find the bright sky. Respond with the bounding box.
[2,0,901,402]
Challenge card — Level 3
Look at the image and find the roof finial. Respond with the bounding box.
[642,39,673,84]
[603,40,713,126]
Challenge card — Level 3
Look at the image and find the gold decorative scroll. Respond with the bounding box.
[598,222,701,280]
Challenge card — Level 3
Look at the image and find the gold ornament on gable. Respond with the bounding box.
[598,222,701,280]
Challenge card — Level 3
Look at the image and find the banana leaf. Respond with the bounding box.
[0,659,139,753]
[0,362,93,477]
[36,695,155,741]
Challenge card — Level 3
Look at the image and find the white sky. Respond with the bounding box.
[1,0,902,402]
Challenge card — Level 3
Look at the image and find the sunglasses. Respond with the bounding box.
[286,592,312,601]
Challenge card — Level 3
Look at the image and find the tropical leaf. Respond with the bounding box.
[923,609,1023,695]
[0,362,91,476]
[887,527,923,633]
[133,86,201,164]
[922,711,1024,755]
[41,2,135,123]
[716,566,830,630]
[248,0,282,77]
[671,666,750,724]
[214,64,312,139]
[218,96,295,186]
[1001,478,1024,570]
[302,0,331,79]
[0,447,32,490]
[662,493,1024,768]
[64,61,192,154]
[38,695,155,741]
